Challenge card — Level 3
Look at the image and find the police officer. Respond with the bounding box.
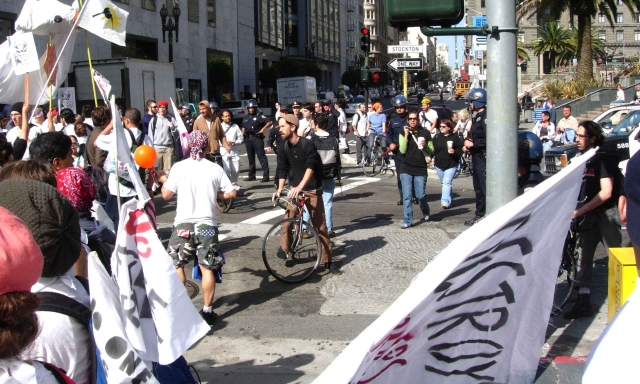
[322,99,340,139]
[291,101,303,119]
[387,95,415,205]
[242,99,272,182]
[517,131,545,195]
[463,88,487,226]
[267,105,286,188]
[180,103,194,133]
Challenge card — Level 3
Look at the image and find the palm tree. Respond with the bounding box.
[517,0,640,79]
[531,21,574,71]
[517,39,530,61]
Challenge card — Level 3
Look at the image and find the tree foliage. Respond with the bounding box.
[341,69,360,90]
[531,21,574,70]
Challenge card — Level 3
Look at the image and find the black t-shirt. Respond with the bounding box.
[278,137,322,191]
[398,128,432,176]
[433,133,463,170]
[578,152,620,212]
[469,110,487,154]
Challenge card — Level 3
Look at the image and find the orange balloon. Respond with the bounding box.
[134,145,157,169]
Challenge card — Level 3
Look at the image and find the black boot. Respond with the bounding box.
[563,294,594,319]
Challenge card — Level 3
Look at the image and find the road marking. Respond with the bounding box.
[240,177,381,225]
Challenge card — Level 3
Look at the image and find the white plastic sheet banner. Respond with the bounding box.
[76,0,129,46]
[111,198,210,364]
[94,69,112,104]
[315,149,596,384]
[7,32,40,75]
[88,252,158,384]
[583,276,640,383]
[15,0,77,36]
[170,97,189,158]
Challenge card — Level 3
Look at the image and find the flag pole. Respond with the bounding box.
[32,0,91,109]
[78,0,99,107]
[110,95,122,212]
[48,34,53,112]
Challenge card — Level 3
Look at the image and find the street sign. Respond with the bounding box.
[472,35,487,51]
[387,45,422,54]
[387,57,424,72]
[472,16,487,27]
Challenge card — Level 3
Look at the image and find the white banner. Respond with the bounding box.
[7,32,40,75]
[88,253,158,384]
[76,0,129,46]
[94,69,112,104]
[315,149,596,383]
[170,97,189,158]
[57,87,76,113]
[112,198,210,364]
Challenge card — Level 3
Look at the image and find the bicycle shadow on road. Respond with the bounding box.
[186,354,315,384]
[333,236,387,270]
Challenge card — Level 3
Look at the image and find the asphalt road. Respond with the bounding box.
[152,95,618,383]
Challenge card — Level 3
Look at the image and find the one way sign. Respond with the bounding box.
[387,58,423,72]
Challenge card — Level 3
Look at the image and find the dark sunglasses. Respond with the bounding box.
[407,117,418,120]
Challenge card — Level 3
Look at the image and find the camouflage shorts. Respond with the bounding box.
[167,223,223,270]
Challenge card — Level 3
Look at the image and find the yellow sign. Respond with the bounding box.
[608,248,637,322]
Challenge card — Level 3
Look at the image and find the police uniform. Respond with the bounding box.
[325,109,340,139]
[388,113,409,201]
[469,109,487,217]
[517,165,544,195]
[242,111,270,180]
[268,118,285,187]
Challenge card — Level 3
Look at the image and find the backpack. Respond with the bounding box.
[118,129,146,189]
[308,131,341,180]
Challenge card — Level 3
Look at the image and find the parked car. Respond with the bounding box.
[345,95,371,117]
[544,107,640,175]
[416,89,425,101]
[592,105,640,135]
[221,100,258,124]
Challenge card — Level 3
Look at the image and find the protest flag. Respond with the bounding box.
[170,98,190,158]
[76,0,129,46]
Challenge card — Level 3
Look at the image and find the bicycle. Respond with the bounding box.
[453,151,474,179]
[206,153,234,213]
[552,220,579,315]
[262,189,322,284]
[363,136,395,177]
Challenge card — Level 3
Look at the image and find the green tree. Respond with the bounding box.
[414,70,430,88]
[440,64,452,82]
[341,69,360,90]
[258,66,279,90]
[531,21,574,71]
[517,39,530,61]
[207,59,233,102]
[517,0,640,79]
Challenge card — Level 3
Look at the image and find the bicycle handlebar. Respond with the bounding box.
[272,188,305,210]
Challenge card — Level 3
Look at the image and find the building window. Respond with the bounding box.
[188,79,202,103]
[481,0,485,7]
[635,30,640,40]
[617,13,623,23]
[112,34,158,61]
[370,25,376,35]
[365,10,374,20]
[544,7,550,15]
[207,0,216,27]
[518,31,525,42]
[635,12,640,22]
[599,13,605,23]
[618,0,623,4]
[188,0,198,22]
[141,0,155,11]
[285,0,298,47]
[0,12,16,45]
[599,31,606,40]
[617,30,624,41]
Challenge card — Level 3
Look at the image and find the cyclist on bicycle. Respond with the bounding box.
[272,114,341,275]
[517,131,545,195]
[366,102,388,164]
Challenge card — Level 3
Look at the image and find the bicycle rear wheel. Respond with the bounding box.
[216,198,233,213]
[363,148,383,177]
[262,218,322,284]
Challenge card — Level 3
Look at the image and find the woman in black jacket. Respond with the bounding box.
[433,119,463,209]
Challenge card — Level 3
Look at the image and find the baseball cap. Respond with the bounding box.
[280,114,299,127]
[626,151,640,247]
[158,100,169,108]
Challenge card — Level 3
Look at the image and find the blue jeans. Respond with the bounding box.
[303,179,336,232]
[436,166,457,206]
[399,173,429,225]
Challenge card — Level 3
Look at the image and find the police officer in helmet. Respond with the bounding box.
[242,99,272,182]
[209,101,220,115]
[463,88,487,226]
[388,94,416,205]
[517,131,545,195]
[180,103,194,133]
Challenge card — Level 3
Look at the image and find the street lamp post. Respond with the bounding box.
[160,2,181,63]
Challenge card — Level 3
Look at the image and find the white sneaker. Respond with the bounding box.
[423,214,430,221]
[233,185,241,190]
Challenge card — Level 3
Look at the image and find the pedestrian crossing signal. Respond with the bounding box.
[369,71,388,86]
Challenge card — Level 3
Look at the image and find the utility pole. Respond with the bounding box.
[486,0,518,212]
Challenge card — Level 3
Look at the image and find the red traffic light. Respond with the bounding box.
[361,27,369,35]
[372,73,380,84]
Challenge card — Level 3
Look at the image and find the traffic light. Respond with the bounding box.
[369,71,389,86]
[360,67,369,84]
[361,27,370,53]
[385,0,464,29]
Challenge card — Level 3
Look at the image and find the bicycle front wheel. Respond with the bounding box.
[363,148,383,177]
[262,218,322,284]
[553,234,579,313]
[216,198,234,213]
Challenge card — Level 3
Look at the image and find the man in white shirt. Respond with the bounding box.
[419,97,439,135]
[274,102,281,121]
[157,130,236,325]
[297,102,314,137]
[95,108,153,229]
[219,109,243,187]
[352,103,368,166]
[335,100,349,153]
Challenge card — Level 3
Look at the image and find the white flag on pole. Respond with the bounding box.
[94,69,112,104]
[76,0,129,46]
[315,149,596,383]
[170,98,190,158]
